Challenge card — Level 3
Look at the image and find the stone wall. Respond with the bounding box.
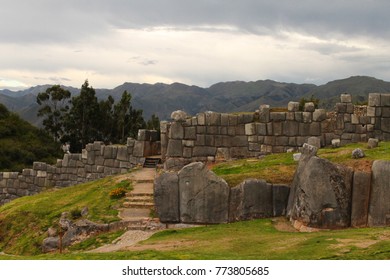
[0,130,160,205]
[154,162,290,224]
[161,93,390,169]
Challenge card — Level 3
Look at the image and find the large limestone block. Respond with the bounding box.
[351,171,371,227]
[169,122,184,139]
[166,139,183,157]
[368,93,381,107]
[368,160,390,227]
[229,179,273,222]
[287,144,353,229]
[178,162,229,224]
[154,172,180,223]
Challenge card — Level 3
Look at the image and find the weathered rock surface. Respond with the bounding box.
[273,184,290,217]
[287,144,353,229]
[229,179,273,222]
[352,148,365,159]
[178,162,229,224]
[351,171,371,227]
[171,110,188,122]
[154,172,180,223]
[368,160,390,227]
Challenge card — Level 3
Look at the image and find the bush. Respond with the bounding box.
[109,187,127,199]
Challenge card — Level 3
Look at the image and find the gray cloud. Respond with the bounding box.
[1,0,390,44]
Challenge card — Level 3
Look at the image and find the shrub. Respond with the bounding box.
[109,187,127,199]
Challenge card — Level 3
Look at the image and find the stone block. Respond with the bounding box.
[248,143,260,151]
[205,135,215,146]
[137,129,150,141]
[351,171,371,228]
[367,106,376,117]
[221,113,229,126]
[275,136,289,146]
[206,126,219,135]
[351,114,359,124]
[312,109,326,122]
[216,148,230,161]
[171,110,188,122]
[299,123,310,136]
[273,185,290,217]
[256,123,267,136]
[344,113,351,123]
[116,146,128,161]
[288,137,297,146]
[247,135,258,143]
[264,136,275,145]
[154,172,180,223]
[295,112,303,122]
[307,137,321,148]
[93,141,103,151]
[336,103,347,113]
[245,123,256,136]
[304,102,315,112]
[336,114,344,129]
[380,94,390,106]
[229,179,273,222]
[238,113,254,124]
[367,138,379,149]
[270,112,286,121]
[229,147,249,158]
[381,117,390,132]
[266,123,273,135]
[340,93,352,103]
[166,139,183,157]
[183,147,192,158]
[235,125,245,135]
[309,122,321,136]
[368,93,381,107]
[286,112,295,121]
[192,146,217,157]
[359,116,371,125]
[273,122,283,136]
[283,121,299,136]
[259,105,270,122]
[182,140,195,147]
[179,162,229,224]
[346,103,354,114]
[228,114,238,126]
[303,112,312,123]
[205,111,221,125]
[169,122,184,139]
[197,113,206,125]
[331,139,341,148]
[288,102,300,112]
[368,160,390,226]
[230,136,248,147]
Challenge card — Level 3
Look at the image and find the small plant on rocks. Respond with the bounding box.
[109,187,127,199]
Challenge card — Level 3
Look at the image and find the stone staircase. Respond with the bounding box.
[143,157,161,168]
[118,168,164,231]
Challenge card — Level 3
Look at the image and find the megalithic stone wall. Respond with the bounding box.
[0,130,160,205]
[161,93,390,170]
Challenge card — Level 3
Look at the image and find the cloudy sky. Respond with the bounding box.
[1,0,390,90]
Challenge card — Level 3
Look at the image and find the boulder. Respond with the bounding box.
[352,148,365,159]
[287,144,353,229]
[367,138,379,149]
[229,179,273,222]
[154,172,180,223]
[288,102,300,112]
[368,160,390,227]
[331,139,341,148]
[171,110,188,122]
[178,162,229,224]
[304,102,315,112]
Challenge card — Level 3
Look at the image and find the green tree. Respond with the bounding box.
[63,80,100,151]
[98,95,115,142]
[146,113,160,139]
[112,91,146,143]
[36,85,71,141]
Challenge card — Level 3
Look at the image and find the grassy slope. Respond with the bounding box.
[213,142,390,187]
[0,176,132,255]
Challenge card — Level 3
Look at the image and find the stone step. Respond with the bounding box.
[126,196,154,203]
[143,158,161,168]
[126,192,154,198]
[123,202,155,209]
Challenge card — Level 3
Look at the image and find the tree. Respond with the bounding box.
[63,80,100,151]
[36,85,71,141]
[146,113,160,139]
[98,95,115,143]
[113,91,146,143]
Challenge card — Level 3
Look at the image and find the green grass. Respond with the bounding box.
[213,141,390,187]
[1,218,389,260]
[0,177,133,255]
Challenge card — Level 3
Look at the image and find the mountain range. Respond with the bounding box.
[1,76,390,126]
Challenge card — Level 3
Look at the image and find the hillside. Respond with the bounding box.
[2,76,390,125]
[0,103,62,171]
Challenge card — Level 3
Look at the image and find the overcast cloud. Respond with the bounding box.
[1,0,390,90]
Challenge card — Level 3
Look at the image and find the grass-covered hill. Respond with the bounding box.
[0,103,62,171]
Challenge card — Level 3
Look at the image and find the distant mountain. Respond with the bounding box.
[1,76,390,126]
